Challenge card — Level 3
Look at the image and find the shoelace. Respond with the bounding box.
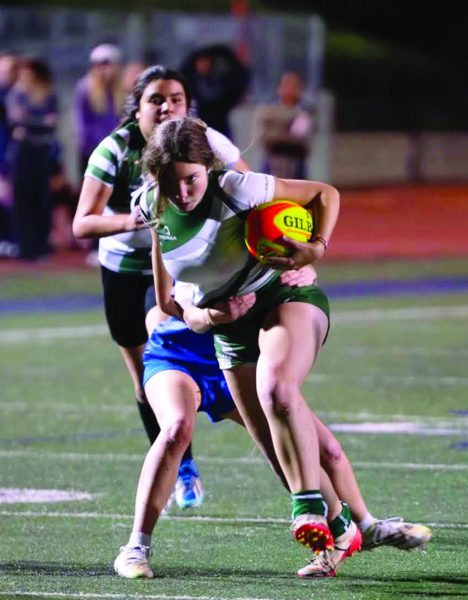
[120,545,151,562]
[306,549,333,568]
[373,517,404,542]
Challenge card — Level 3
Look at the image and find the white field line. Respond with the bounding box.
[339,346,468,358]
[1,305,468,345]
[0,592,271,600]
[0,510,465,531]
[2,404,465,428]
[0,324,108,343]
[329,422,466,436]
[333,305,468,323]
[0,449,467,470]
[0,402,137,414]
[304,373,468,387]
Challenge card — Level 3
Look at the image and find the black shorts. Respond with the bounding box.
[101,266,156,348]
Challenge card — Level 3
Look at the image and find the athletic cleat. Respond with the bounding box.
[114,544,154,579]
[291,514,334,555]
[175,459,204,509]
[297,520,362,578]
[361,517,432,551]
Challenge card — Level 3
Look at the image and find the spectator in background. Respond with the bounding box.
[0,51,18,173]
[6,56,58,261]
[254,71,314,179]
[180,44,250,140]
[0,51,19,257]
[74,43,124,174]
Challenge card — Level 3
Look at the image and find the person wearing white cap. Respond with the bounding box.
[74,43,124,175]
[89,43,123,66]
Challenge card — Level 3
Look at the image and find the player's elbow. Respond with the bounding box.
[72,216,89,239]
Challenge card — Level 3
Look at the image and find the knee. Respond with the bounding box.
[160,417,194,453]
[258,379,297,420]
[320,437,343,470]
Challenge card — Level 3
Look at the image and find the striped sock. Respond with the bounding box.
[291,490,328,519]
[329,502,352,539]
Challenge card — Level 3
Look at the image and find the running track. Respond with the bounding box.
[0,183,467,272]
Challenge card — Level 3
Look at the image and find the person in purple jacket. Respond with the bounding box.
[74,44,124,174]
[6,56,58,260]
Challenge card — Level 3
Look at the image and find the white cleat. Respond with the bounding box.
[362,517,432,551]
[114,544,154,579]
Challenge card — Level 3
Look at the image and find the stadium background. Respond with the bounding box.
[1,3,467,599]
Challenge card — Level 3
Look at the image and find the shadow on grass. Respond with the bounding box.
[340,573,468,598]
[0,561,114,577]
[2,562,467,593]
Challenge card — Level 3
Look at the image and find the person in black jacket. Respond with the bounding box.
[180,44,250,140]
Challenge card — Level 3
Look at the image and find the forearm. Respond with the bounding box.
[72,213,134,239]
[308,183,340,246]
[151,230,175,315]
[183,305,214,334]
[274,178,340,246]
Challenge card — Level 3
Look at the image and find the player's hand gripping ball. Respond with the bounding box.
[245,200,313,263]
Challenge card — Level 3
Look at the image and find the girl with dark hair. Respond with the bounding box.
[73,66,249,510]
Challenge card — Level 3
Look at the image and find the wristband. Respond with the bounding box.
[312,235,328,251]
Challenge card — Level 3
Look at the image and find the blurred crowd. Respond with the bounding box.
[0,42,315,264]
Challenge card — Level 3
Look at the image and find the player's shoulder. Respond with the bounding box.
[206,127,240,166]
[214,169,275,210]
[92,124,132,162]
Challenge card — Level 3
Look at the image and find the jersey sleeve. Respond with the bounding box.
[217,170,275,210]
[84,134,122,188]
[206,127,241,167]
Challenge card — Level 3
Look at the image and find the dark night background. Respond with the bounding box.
[263,1,468,131]
[7,0,468,131]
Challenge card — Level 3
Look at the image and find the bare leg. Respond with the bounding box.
[132,370,199,534]
[256,303,328,492]
[313,414,369,522]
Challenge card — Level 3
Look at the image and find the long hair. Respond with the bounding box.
[143,117,222,224]
[86,65,123,116]
[121,65,192,125]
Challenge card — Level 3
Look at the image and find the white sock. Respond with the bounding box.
[358,513,376,532]
[129,531,151,547]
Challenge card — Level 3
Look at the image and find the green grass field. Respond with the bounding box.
[0,259,467,600]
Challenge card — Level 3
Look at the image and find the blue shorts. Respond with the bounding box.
[143,317,236,423]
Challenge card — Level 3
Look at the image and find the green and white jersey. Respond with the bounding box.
[140,170,277,307]
[85,120,152,274]
[85,121,241,275]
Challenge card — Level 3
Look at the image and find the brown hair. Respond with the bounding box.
[143,117,223,221]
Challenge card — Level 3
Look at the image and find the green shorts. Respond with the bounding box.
[213,281,330,370]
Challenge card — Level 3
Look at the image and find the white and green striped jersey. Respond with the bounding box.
[85,121,241,275]
[139,169,277,307]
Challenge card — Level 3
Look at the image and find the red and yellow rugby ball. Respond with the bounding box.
[245,200,313,263]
